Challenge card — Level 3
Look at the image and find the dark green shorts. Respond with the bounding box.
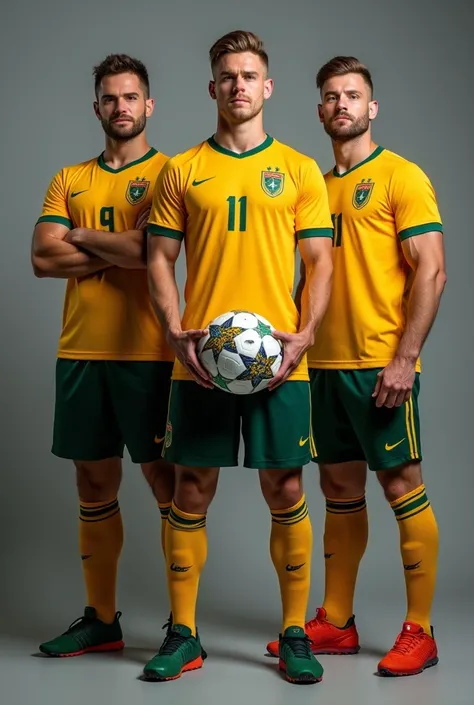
[310,369,422,470]
[53,359,173,464]
[162,381,315,469]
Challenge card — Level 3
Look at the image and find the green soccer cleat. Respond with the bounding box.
[279,626,324,684]
[143,624,204,681]
[38,606,124,657]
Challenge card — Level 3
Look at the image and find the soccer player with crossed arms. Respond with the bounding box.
[266,55,447,678]
[32,55,175,657]
[145,30,334,683]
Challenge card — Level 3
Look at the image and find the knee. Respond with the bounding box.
[174,468,218,514]
[260,469,303,510]
[377,463,423,503]
[320,474,364,500]
[75,459,121,502]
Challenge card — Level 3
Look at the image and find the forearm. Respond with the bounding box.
[32,240,110,279]
[396,264,447,360]
[71,230,146,269]
[148,258,182,334]
[299,258,333,342]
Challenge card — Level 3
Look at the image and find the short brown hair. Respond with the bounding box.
[93,54,150,98]
[316,56,373,96]
[209,30,269,75]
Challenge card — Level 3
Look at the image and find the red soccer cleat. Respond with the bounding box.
[377,621,439,677]
[266,607,360,657]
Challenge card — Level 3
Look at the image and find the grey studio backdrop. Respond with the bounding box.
[1,0,472,663]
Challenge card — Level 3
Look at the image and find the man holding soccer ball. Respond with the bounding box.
[146,30,333,684]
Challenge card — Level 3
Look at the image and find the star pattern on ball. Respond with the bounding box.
[213,372,230,391]
[202,315,244,362]
[237,344,279,388]
[256,320,273,338]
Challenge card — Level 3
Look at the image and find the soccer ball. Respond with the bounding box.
[197,311,283,394]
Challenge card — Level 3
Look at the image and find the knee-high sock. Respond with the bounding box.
[322,495,368,626]
[391,484,438,635]
[166,501,207,635]
[270,495,312,631]
[79,498,123,623]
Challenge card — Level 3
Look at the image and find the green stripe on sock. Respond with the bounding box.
[272,501,308,525]
[393,493,428,518]
[326,497,366,513]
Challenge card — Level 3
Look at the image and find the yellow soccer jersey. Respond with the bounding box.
[148,135,333,381]
[37,148,173,361]
[307,146,443,370]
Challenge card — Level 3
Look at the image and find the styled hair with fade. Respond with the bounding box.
[316,56,373,96]
[93,54,150,98]
[209,30,269,75]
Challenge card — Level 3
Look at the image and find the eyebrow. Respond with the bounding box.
[101,92,140,99]
[220,70,259,78]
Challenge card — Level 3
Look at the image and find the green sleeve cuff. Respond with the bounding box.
[398,222,443,240]
[297,227,334,240]
[147,224,184,241]
[36,215,72,228]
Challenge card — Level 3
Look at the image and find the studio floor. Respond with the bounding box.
[0,602,471,705]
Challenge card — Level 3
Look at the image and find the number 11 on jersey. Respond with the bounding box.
[331,212,342,247]
[227,196,247,232]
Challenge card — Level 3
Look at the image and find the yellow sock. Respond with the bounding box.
[322,495,368,627]
[270,495,312,631]
[166,501,207,635]
[158,501,172,557]
[391,484,438,635]
[79,498,123,623]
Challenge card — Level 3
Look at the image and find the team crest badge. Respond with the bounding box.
[126,178,150,205]
[261,167,285,197]
[352,179,374,209]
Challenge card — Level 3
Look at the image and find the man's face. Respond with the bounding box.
[209,51,273,125]
[318,73,378,142]
[94,72,154,140]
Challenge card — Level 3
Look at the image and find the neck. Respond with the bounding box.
[332,132,378,175]
[214,114,267,155]
[102,134,151,169]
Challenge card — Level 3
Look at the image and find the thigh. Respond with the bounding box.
[310,369,365,465]
[242,381,313,469]
[108,361,173,464]
[341,370,422,471]
[52,359,123,461]
[162,381,240,467]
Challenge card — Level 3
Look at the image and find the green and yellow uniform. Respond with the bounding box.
[37,148,173,463]
[148,135,333,468]
[307,146,443,469]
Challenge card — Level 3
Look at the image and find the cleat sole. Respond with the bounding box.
[279,660,323,685]
[267,644,359,658]
[39,640,125,658]
[378,656,439,677]
[143,655,204,682]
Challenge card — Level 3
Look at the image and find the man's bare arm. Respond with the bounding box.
[373,231,447,407]
[269,237,333,389]
[147,233,212,387]
[147,234,182,335]
[297,236,334,344]
[397,231,447,360]
[31,222,111,279]
[66,228,147,269]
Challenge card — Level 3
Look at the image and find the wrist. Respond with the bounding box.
[394,352,418,366]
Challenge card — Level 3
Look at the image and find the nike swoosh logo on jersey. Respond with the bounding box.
[299,436,309,446]
[385,438,405,451]
[192,177,215,186]
[71,189,88,198]
[154,435,165,444]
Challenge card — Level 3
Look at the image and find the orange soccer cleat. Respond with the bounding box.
[378,621,439,677]
[266,607,360,657]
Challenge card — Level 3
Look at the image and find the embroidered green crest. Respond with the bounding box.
[261,168,285,197]
[352,179,374,209]
[126,178,150,205]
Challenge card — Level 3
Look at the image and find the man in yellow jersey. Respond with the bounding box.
[266,56,447,677]
[31,54,176,658]
[144,31,334,684]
